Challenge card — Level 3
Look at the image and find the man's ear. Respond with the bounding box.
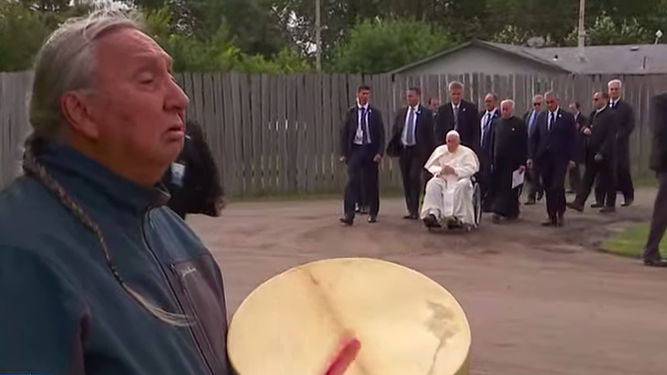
[61,91,99,139]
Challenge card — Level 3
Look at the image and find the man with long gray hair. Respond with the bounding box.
[0,9,231,375]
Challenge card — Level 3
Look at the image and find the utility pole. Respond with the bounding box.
[577,0,586,62]
[315,0,322,71]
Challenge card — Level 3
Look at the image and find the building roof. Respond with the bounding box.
[390,40,667,75]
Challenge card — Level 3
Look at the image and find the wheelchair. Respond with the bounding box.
[425,174,482,233]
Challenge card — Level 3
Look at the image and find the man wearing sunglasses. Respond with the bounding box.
[523,95,545,205]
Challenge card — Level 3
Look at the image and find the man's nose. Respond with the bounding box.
[166,79,189,112]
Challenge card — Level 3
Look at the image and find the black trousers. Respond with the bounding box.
[399,146,427,215]
[539,156,568,219]
[568,163,582,192]
[575,155,616,207]
[344,145,379,219]
[643,171,667,261]
[479,160,494,210]
[595,147,634,203]
[526,165,543,201]
[356,172,367,209]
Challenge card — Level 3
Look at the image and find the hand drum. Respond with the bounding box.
[227,258,471,375]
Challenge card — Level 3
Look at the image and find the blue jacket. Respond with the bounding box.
[0,142,231,375]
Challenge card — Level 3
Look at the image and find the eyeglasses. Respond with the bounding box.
[593,98,599,101]
[533,103,541,106]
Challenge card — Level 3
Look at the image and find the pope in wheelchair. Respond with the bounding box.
[421,130,481,231]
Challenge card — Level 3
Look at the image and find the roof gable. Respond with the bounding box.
[390,40,667,75]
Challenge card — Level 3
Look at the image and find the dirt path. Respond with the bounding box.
[189,188,667,375]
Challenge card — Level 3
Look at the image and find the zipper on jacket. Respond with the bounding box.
[140,209,214,375]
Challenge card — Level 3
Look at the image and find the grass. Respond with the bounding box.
[602,223,665,258]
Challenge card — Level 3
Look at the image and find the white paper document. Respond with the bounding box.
[512,168,525,189]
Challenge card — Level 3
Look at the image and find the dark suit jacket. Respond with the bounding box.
[585,107,618,161]
[650,93,667,173]
[387,105,435,162]
[610,99,635,152]
[529,108,577,165]
[435,100,479,149]
[340,105,385,158]
[478,108,500,157]
[162,120,224,217]
[573,112,589,163]
[523,110,542,141]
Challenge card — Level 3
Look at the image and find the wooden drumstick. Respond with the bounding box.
[321,334,361,375]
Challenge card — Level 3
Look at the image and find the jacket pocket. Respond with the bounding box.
[171,255,230,375]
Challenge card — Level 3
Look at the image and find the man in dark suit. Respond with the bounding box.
[388,87,435,219]
[642,91,667,267]
[523,95,544,205]
[528,91,577,227]
[435,81,479,149]
[567,92,618,214]
[162,120,225,220]
[567,102,588,194]
[478,92,500,212]
[339,85,385,225]
[594,79,636,207]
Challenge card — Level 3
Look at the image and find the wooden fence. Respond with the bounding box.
[2,72,666,196]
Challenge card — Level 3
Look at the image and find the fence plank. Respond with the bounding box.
[249,74,262,194]
[0,71,661,193]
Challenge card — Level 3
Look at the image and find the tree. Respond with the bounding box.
[330,18,452,74]
[564,13,653,46]
[0,2,52,71]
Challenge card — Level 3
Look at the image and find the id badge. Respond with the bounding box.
[171,162,186,187]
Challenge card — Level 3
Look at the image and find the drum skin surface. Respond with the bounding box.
[227,257,471,375]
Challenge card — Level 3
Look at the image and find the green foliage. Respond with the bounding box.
[2,0,667,73]
[330,19,452,74]
[143,5,313,73]
[564,13,654,46]
[492,25,530,45]
[0,2,51,71]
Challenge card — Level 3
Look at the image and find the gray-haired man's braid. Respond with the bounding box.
[22,136,190,326]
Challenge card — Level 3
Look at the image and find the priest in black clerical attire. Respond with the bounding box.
[491,99,528,223]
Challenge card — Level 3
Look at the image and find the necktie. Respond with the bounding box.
[528,111,536,133]
[453,106,460,130]
[361,108,369,144]
[482,113,491,146]
[406,107,416,145]
[549,112,555,132]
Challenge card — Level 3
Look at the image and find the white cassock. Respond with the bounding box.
[420,144,480,224]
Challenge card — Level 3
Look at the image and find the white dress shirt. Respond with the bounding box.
[354,103,370,145]
[401,105,419,146]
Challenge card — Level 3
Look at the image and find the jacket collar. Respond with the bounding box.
[36,141,170,216]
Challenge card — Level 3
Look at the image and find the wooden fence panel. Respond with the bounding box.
[1,71,665,193]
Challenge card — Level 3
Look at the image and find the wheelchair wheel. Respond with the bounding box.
[472,182,482,227]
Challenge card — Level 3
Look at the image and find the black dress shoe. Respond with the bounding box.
[537,191,544,201]
[403,214,419,220]
[359,208,369,215]
[600,206,616,214]
[541,218,556,227]
[555,215,564,227]
[423,214,440,228]
[566,202,584,212]
[621,199,634,207]
[644,258,667,267]
[590,202,604,208]
[339,217,353,226]
[525,199,536,206]
[367,216,377,223]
